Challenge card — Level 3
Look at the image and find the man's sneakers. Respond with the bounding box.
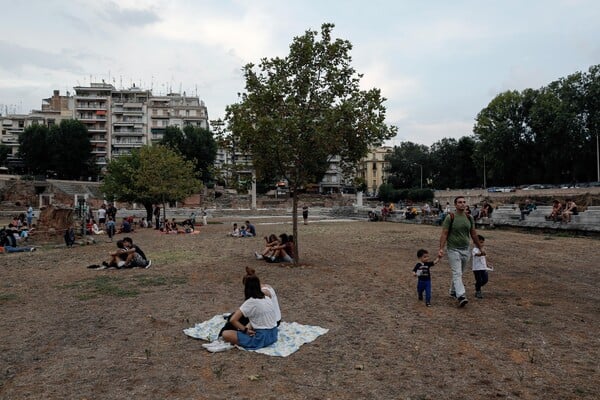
[475,291,483,299]
[458,296,469,307]
[449,291,457,299]
[144,259,152,269]
[202,338,234,353]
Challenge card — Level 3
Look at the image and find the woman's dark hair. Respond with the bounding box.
[279,233,289,244]
[268,234,278,243]
[243,266,264,300]
[116,240,125,249]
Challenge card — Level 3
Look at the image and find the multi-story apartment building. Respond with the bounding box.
[73,83,113,166]
[358,146,393,195]
[1,90,74,168]
[148,93,209,143]
[111,86,151,158]
[320,155,346,194]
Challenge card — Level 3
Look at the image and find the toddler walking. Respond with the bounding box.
[472,234,492,298]
[413,249,440,307]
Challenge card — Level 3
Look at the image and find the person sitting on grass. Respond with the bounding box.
[101,239,150,269]
[228,223,240,237]
[245,220,256,237]
[203,266,282,353]
[0,228,36,253]
[254,234,280,259]
[265,234,294,263]
[217,267,279,352]
[117,218,132,234]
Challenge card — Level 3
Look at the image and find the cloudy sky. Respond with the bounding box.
[0,0,598,146]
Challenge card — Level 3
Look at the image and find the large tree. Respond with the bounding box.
[101,145,201,221]
[18,119,94,179]
[18,124,52,175]
[225,23,396,263]
[160,125,218,183]
[386,142,429,189]
[50,119,95,179]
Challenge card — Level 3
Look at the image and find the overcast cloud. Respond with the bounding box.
[0,0,598,146]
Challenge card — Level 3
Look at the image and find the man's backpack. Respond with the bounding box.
[447,212,474,235]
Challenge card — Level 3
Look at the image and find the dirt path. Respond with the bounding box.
[0,219,598,399]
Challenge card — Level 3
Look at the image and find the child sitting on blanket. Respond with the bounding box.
[203,267,281,352]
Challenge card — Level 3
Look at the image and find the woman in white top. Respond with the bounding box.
[221,267,279,350]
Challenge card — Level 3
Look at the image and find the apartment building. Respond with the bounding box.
[358,146,393,195]
[1,90,74,168]
[111,86,151,158]
[73,82,113,166]
[148,93,209,143]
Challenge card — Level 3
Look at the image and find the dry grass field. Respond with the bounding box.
[0,217,598,399]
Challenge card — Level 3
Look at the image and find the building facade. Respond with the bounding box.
[358,146,393,195]
[1,84,210,170]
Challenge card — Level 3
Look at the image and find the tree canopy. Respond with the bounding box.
[101,145,201,220]
[160,125,218,184]
[386,64,600,192]
[225,23,396,262]
[17,119,94,179]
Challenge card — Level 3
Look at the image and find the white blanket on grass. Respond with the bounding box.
[183,313,328,357]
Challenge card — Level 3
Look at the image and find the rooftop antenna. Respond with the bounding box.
[195,84,198,97]
[120,76,123,89]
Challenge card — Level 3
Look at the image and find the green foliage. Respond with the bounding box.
[101,145,202,216]
[17,119,94,179]
[160,125,218,183]
[0,144,11,167]
[224,23,396,261]
[226,23,396,191]
[379,185,433,203]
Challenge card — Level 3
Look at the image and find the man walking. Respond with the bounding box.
[438,196,485,307]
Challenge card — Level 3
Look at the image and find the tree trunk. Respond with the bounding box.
[292,190,299,265]
[143,201,153,222]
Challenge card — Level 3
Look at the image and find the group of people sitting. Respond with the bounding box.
[0,226,36,253]
[254,233,294,263]
[87,236,151,269]
[547,199,578,222]
[227,221,257,237]
[202,266,281,352]
[162,218,195,234]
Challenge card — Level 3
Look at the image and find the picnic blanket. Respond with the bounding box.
[183,313,328,357]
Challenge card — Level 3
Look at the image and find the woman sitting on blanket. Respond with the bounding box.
[220,267,280,350]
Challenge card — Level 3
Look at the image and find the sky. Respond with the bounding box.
[0,0,599,147]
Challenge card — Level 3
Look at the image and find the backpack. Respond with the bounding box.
[447,212,474,235]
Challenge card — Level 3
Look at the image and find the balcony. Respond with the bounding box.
[113,130,144,136]
[76,103,107,110]
[112,140,143,147]
[90,138,107,144]
[77,116,107,122]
